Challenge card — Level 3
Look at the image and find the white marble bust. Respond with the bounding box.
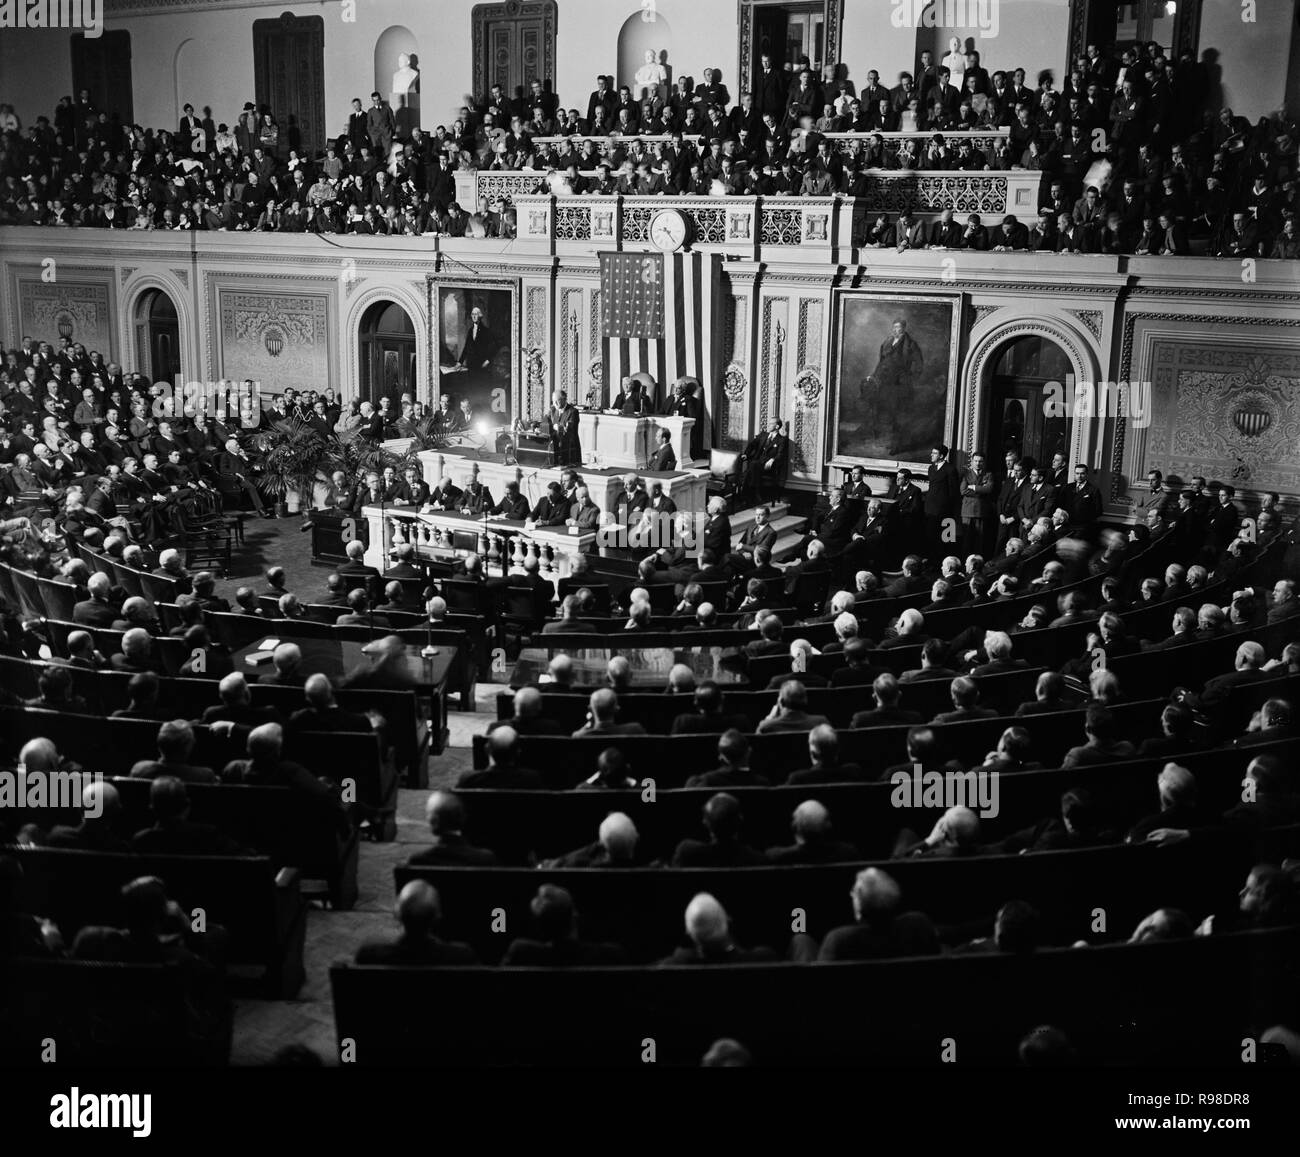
[633,50,667,101]
[392,53,419,96]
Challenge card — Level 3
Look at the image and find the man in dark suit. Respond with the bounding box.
[489,686,566,736]
[393,466,431,507]
[459,476,494,515]
[1056,463,1102,530]
[529,481,569,527]
[995,461,1027,553]
[683,733,770,789]
[492,480,530,520]
[129,776,243,855]
[828,639,888,688]
[355,880,479,965]
[670,681,752,735]
[845,498,893,571]
[457,307,499,382]
[849,672,925,728]
[785,726,871,786]
[456,727,544,789]
[1204,483,1242,560]
[766,798,862,861]
[671,792,767,864]
[664,377,705,461]
[548,389,581,466]
[700,497,732,562]
[738,417,790,505]
[337,539,381,591]
[500,885,626,966]
[427,474,463,511]
[925,444,961,558]
[802,486,856,562]
[572,689,648,737]
[72,571,118,626]
[648,429,676,472]
[404,791,500,866]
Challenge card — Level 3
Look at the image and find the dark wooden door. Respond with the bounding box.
[485,16,546,97]
[253,13,326,156]
[71,30,133,124]
[751,4,788,92]
[473,2,557,104]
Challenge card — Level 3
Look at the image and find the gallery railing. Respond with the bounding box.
[494,173,1041,257]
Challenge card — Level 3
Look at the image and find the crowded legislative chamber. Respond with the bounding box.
[1,0,1299,1081]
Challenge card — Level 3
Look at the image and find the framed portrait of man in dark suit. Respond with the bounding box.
[428,275,519,430]
[829,291,961,473]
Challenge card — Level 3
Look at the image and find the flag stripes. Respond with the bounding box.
[600,250,720,423]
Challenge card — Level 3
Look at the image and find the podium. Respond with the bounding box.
[515,433,556,468]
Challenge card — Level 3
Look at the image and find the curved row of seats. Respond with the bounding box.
[329,924,1300,1066]
[392,826,1300,964]
[453,737,1300,864]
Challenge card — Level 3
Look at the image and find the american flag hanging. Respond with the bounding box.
[599,249,721,421]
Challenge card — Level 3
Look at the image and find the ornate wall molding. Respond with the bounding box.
[201,271,339,390]
[1118,315,1300,503]
[759,296,788,435]
[1069,310,1103,340]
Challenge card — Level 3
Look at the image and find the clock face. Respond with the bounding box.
[650,209,688,251]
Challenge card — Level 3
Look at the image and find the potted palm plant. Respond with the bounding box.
[256,416,328,516]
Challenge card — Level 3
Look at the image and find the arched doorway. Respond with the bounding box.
[134,289,180,383]
[359,300,416,408]
[985,335,1071,471]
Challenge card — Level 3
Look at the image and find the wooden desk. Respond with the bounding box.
[230,634,456,754]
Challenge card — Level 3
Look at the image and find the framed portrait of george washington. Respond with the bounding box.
[427,275,520,427]
[828,292,962,473]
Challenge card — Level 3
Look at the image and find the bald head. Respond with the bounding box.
[598,812,638,861]
[589,687,618,721]
[606,656,632,690]
[81,779,119,822]
[425,789,465,834]
[792,799,831,843]
[304,673,334,708]
[272,642,301,674]
[18,737,59,774]
[668,663,696,693]
[219,671,250,705]
[684,892,729,947]
[513,686,543,718]
[394,879,442,932]
[487,724,519,766]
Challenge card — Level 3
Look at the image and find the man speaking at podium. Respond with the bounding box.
[548,389,581,466]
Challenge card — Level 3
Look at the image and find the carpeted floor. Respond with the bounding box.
[217,519,498,1065]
